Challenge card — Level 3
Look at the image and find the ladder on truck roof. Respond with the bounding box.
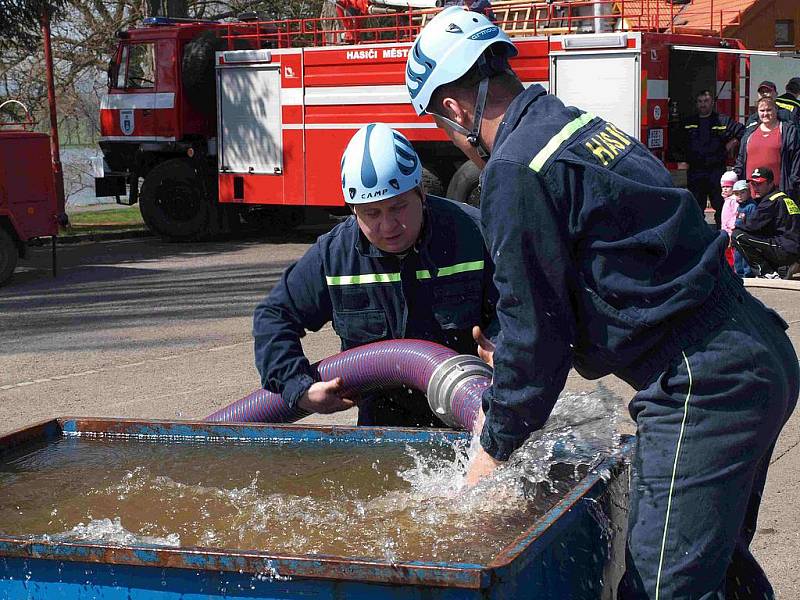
[202,0,734,50]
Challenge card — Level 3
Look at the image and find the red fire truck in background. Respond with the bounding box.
[0,101,60,285]
[94,0,752,240]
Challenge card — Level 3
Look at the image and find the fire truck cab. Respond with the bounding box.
[95,2,750,240]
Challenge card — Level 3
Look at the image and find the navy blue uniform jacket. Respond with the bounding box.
[479,85,729,460]
[253,195,498,413]
[677,111,743,170]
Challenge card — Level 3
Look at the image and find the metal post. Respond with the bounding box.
[40,8,66,224]
[51,235,57,278]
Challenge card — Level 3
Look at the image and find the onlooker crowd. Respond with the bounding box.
[682,77,800,279]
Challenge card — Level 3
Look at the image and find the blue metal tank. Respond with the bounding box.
[0,418,630,599]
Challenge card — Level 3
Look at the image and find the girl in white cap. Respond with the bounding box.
[720,170,739,266]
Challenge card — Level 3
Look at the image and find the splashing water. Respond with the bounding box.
[0,388,622,564]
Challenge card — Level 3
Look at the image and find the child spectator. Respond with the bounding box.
[732,179,757,277]
[720,170,738,266]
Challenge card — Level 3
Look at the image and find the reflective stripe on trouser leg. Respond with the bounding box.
[654,350,693,600]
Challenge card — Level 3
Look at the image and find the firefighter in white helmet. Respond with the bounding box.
[407,6,797,598]
[253,122,498,426]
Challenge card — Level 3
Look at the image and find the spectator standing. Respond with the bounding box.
[679,90,744,228]
[732,166,800,278]
[745,80,797,127]
[735,96,800,199]
[732,179,757,277]
[720,170,739,266]
[775,77,800,123]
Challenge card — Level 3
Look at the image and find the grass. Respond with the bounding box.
[62,205,146,236]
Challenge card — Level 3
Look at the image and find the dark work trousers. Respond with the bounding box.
[618,287,798,599]
[688,167,726,229]
[732,230,797,276]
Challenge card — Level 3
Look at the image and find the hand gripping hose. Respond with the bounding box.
[205,339,492,431]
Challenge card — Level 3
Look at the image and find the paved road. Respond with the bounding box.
[1,235,798,597]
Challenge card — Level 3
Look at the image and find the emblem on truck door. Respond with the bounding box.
[120,109,135,136]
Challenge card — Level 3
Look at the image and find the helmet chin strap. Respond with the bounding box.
[432,76,491,156]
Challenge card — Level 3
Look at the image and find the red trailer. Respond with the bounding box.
[0,102,60,284]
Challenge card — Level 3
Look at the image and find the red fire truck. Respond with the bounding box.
[94,0,752,239]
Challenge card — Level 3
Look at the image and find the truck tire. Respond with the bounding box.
[422,167,444,197]
[139,158,210,240]
[182,31,223,115]
[0,227,19,286]
[446,161,482,208]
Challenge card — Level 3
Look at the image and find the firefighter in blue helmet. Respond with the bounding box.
[407,6,798,598]
[253,123,498,427]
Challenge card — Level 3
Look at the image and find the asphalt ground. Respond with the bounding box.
[1,233,798,597]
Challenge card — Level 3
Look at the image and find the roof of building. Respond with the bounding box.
[616,0,758,34]
[671,0,756,33]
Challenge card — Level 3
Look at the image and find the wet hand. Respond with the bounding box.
[472,326,495,368]
[464,445,503,487]
[298,378,356,414]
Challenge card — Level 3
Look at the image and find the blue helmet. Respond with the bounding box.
[405,6,517,117]
[340,123,422,205]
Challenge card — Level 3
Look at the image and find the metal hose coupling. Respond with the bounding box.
[426,355,492,429]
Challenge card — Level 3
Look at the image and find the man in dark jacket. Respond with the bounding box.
[733,166,800,278]
[677,89,744,227]
[253,123,498,426]
[776,77,800,119]
[406,7,798,598]
[745,80,797,126]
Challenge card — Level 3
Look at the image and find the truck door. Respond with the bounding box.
[550,38,641,138]
[103,42,158,139]
[217,53,283,176]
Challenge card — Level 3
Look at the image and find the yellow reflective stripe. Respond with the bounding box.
[327,260,484,286]
[768,191,785,202]
[711,125,727,130]
[437,260,484,277]
[684,124,698,129]
[529,113,596,172]
[326,273,400,285]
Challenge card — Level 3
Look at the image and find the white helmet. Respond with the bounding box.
[406,6,517,117]
[340,123,422,205]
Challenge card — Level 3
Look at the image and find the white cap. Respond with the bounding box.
[340,123,422,204]
[733,180,749,192]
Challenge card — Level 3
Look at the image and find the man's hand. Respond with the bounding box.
[465,444,503,487]
[472,326,495,368]
[297,378,356,414]
[725,138,740,154]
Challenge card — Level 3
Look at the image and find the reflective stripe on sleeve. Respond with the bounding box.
[529,113,596,172]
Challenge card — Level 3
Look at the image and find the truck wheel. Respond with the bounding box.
[0,228,19,285]
[139,158,210,240]
[422,167,444,197]
[446,161,482,208]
